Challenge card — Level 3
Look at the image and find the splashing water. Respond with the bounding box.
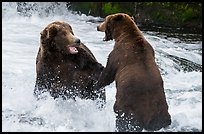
[2,2,202,132]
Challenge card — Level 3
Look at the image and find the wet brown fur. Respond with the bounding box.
[34,21,105,102]
[96,13,171,131]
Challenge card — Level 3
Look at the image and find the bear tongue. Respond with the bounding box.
[68,46,78,54]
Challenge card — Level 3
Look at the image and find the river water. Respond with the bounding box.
[2,2,202,132]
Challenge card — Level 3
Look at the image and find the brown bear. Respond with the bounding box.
[95,13,171,131]
[34,21,105,103]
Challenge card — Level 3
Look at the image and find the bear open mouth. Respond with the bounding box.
[67,46,78,54]
[103,37,108,41]
[103,32,111,41]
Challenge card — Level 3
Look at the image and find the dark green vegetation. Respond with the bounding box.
[69,2,202,34]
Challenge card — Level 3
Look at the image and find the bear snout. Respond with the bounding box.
[74,37,81,45]
[97,24,105,32]
[97,25,100,31]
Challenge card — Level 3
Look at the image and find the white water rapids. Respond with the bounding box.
[2,2,202,132]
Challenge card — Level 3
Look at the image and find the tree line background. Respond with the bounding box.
[69,2,202,34]
[15,2,202,34]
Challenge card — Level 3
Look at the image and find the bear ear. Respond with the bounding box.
[40,24,59,40]
[40,24,59,47]
[40,28,48,45]
[113,14,123,21]
[131,16,134,21]
[46,24,59,39]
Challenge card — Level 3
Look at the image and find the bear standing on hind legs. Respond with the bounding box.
[96,13,171,131]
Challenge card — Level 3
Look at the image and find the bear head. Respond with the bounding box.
[40,21,81,55]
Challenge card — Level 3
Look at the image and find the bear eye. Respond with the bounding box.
[70,31,74,35]
[68,25,72,31]
[61,31,67,36]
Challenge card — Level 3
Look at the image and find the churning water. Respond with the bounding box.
[2,2,202,132]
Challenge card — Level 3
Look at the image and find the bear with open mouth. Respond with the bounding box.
[34,21,105,103]
[95,13,171,131]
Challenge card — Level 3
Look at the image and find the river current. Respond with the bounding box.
[2,2,202,132]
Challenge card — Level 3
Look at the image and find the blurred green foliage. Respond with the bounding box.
[69,2,202,33]
[102,2,131,15]
[103,2,120,14]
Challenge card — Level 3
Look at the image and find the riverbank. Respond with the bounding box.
[69,2,202,34]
